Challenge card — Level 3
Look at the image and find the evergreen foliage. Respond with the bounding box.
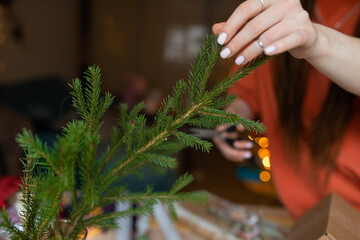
[0,35,271,239]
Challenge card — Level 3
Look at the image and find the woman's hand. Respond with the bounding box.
[213,124,254,162]
[212,0,317,65]
[213,99,255,162]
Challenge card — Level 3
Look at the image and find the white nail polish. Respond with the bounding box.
[246,142,254,149]
[235,55,245,65]
[217,32,227,45]
[243,152,252,159]
[220,48,231,59]
[265,45,276,55]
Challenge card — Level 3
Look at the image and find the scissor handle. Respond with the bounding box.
[224,137,235,147]
[221,126,242,148]
[224,125,237,133]
[221,125,250,145]
[220,125,259,166]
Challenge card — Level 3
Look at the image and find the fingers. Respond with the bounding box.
[234,40,263,65]
[234,20,291,64]
[270,31,311,57]
[262,24,305,56]
[213,123,253,163]
[213,137,253,162]
[215,124,242,139]
[217,0,271,46]
[233,140,254,150]
[215,0,314,64]
[234,14,313,63]
[220,6,282,60]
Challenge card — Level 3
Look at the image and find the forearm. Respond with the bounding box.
[305,23,360,96]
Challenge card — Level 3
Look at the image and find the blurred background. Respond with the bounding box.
[0,0,281,207]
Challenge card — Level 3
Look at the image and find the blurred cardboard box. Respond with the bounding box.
[288,193,360,240]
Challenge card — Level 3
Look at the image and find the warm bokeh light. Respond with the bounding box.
[258,137,269,148]
[254,137,260,143]
[262,156,271,169]
[258,148,270,159]
[259,171,271,182]
[248,135,253,141]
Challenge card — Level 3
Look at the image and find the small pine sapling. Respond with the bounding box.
[0,35,271,239]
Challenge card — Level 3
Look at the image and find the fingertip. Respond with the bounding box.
[264,45,276,55]
[220,47,231,58]
[212,22,226,35]
[246,142,254,149]
[217,32,228,45]
[233,140,253,149]
[212,24,220,35]
[242,151,252,159]
[235,55,245,65]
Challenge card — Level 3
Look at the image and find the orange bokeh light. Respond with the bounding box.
[258,137,269,148]
[260,171,271,182]
[258,148,270,159]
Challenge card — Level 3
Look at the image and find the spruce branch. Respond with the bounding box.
[35,189,62,240]
[208,54,272,100]
[19,156,40,238]
[96,128,125,175]
[173,131,213,152]
[188,36,214,103]
[0,35,273,239]
[16,129,62,176]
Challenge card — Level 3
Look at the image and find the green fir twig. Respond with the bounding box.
[0,35,272,239]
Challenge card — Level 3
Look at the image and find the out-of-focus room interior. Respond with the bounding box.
[0,0,290,239]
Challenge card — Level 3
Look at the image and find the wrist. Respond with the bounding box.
[304,23,332,62]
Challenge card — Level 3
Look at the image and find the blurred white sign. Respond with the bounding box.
[163,25,208,63]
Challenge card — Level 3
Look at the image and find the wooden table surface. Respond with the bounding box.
[88,193,292,240]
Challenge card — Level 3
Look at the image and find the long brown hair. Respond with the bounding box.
[273,0,359,174]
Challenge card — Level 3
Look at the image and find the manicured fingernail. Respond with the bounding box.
[246,142,254,149]
[235,55,245,65]
[243,152,252,159]
[220,48,231,59]
[217,32,227,45]
[265,45,276,55]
